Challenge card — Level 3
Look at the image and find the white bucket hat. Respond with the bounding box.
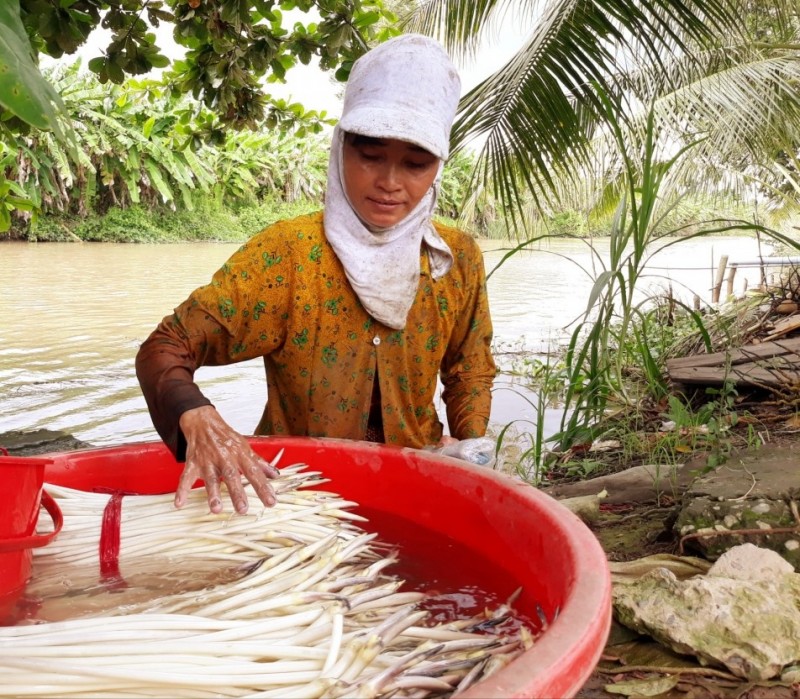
[337,34,461,160]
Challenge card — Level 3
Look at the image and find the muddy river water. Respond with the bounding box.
[0,235,772,448]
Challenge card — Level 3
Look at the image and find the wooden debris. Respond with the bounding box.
[763,314,800,342]
[666,337,800,388]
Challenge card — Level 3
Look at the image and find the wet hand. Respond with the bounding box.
[176,406,279,514]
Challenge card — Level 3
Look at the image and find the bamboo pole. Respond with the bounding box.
[711,255,728,303]
[726,265,737,299]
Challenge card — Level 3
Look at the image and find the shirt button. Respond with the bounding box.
[372,335,381,346]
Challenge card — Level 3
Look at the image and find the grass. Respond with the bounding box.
[487,100,800,488]
[494,289,788,489]
[23,198,321,243]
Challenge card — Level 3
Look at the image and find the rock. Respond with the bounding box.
[0,429,92,455]
[782,665,800,683]
[613,566,800,680]
[709,543,794,581]
[542,461,694,504]
[675,444,800,568]
[557,489,607,523]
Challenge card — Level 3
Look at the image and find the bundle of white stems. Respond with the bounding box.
[0,455,532,698]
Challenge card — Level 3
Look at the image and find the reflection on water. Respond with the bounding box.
[0,236,773,448]
[11,556,252,625]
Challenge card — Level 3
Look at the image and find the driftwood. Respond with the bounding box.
[764,315,800,342]
[543,462,696,504]
[666,337,800,389]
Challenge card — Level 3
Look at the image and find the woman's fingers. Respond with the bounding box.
[202,463,225,514]
[197,445,277,514]
[223,440,278,512]
[220,461,249,514]
[174,461,201,510]
[178,407,281,514]
[243,459,278,509]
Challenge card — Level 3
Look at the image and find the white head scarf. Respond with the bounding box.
[323,34,461,329]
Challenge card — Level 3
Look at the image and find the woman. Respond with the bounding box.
[136,34,496,514]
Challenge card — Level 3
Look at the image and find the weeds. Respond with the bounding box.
[500,303,762,485]
[492,350,565,483]
[28,198,321,243]
[500,100,798,485]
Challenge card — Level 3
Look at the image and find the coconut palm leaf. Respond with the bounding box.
[652,54,800,177]
[543,47,800,223]
[402,0,765,225]
[401,0,512,60]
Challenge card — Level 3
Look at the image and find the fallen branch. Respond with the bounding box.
[678,500,800,554]
[595,663,740,681]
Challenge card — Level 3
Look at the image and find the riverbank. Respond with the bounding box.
[564,434,800,699]
[3,195,772,245]
[4,200,323,244]
[4,204,508,245]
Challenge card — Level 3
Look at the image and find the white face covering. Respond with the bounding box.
[323,34,461,330]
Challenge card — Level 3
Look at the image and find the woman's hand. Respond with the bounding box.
[176,405,279,514]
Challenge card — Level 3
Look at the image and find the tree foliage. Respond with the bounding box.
[1,60,332,236]
[2,59,478,239]
[8,0,396,131]
[0,0,399,231]
[7,0,800,239]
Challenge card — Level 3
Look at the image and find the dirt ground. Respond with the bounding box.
[566,426,800,699]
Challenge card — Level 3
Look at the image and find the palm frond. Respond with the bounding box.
[406,0,751,228]
[400,0,511,61]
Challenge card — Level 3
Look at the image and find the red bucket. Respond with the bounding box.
[0,452,63,622]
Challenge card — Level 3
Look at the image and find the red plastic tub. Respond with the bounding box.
[43,436,611,698]
[0,453,63,622]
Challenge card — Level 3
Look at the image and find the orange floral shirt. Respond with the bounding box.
[137,212,496,455]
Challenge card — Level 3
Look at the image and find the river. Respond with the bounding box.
[0,234,775,451]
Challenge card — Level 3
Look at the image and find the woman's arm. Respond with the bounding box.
[136,301,278,514]
[135,303,215,458]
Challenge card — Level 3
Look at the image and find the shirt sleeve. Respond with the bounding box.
[440,236,497,440]
[136,220,299,459]
[135,299,234,460]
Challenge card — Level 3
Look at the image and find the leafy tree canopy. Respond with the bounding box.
[2,0,397,133]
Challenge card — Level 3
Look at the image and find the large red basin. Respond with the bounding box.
[42,436,611,698]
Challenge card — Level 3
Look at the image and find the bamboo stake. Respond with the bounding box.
[712,254,728,303]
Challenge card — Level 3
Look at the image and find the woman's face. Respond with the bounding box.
[342,135,440,228]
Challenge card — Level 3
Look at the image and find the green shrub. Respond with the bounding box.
[548,209,587,236]
[25,215,82,242]
[75,206,170,243]
[156,203,245,242]
[25,198,324,243]
[234,198,320,238]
